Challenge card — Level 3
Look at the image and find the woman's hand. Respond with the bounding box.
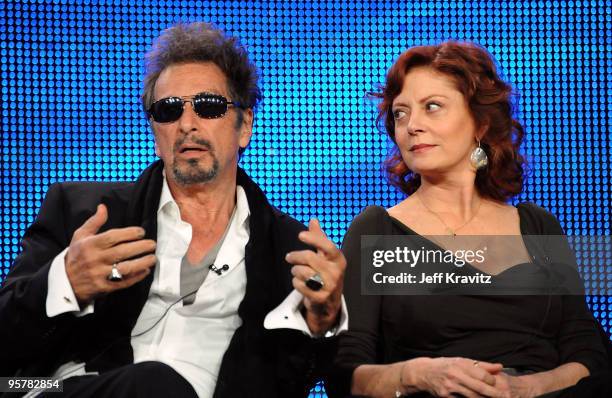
[403,357,505,397]
[492,373,538,398]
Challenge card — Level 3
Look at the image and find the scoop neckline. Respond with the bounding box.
[386,202,530,236]
[385,203,534,277]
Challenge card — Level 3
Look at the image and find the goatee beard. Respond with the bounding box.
[172,136,219,185]
[173,157,219,185]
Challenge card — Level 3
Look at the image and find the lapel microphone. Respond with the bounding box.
[209,264,229,275]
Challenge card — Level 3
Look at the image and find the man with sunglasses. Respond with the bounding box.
[0,22,346,397]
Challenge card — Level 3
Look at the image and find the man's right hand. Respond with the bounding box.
[65,204,157,305]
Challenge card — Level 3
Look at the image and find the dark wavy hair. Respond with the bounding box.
[142,22,261,115]
[372,41,525,202]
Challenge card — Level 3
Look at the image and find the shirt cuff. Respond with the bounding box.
[46,247,94,317]
[263,289,348,338]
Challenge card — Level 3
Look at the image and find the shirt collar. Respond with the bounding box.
[157,170,175,215]
[157,171,250,227]
[234,185,251,228]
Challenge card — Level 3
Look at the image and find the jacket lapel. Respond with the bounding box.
[236,168,284,323]
[86,161,164,371]
[111,160,164,330]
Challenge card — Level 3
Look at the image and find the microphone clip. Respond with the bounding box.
[209,263,229,275]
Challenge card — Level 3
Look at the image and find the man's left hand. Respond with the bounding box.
[285,218,346,336]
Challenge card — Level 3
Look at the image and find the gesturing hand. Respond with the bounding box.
[65,204,157,305]
[285,218,346,335]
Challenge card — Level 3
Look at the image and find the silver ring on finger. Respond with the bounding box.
[473,360,480,367]
[107,263,124,282]
[305,273,324,291]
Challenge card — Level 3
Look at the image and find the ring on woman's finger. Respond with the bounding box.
[473,360,480,367]
[107,263,124,282]
[305,273,324,291]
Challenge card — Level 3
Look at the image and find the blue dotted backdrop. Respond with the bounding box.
[1,1,610,395]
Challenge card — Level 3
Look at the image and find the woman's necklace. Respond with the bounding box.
[415,191,482,236]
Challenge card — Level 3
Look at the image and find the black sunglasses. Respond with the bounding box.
[147,92,241,123]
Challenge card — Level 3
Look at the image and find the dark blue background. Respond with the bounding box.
[1,2,609,395]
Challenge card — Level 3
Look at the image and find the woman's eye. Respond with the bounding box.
[392,109,407,120]
[426,102,441,111]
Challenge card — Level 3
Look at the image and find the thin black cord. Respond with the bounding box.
[55,287,201,380]
[131,287,200,338]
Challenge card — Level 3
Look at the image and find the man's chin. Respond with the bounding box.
[172,163,218,185]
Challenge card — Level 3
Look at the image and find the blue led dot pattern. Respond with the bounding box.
[1,2,610,396]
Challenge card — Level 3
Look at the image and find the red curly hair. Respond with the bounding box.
[373,41,525,202]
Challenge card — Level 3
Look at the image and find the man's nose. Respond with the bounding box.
[178,101,199,133]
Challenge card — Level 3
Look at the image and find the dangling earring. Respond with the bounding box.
[470,139,488,170]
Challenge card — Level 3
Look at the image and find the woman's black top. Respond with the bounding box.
[330,203,608,396]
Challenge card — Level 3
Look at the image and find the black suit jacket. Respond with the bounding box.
[0,160,336,397]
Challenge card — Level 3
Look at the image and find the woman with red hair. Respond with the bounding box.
[331,42,610,397]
